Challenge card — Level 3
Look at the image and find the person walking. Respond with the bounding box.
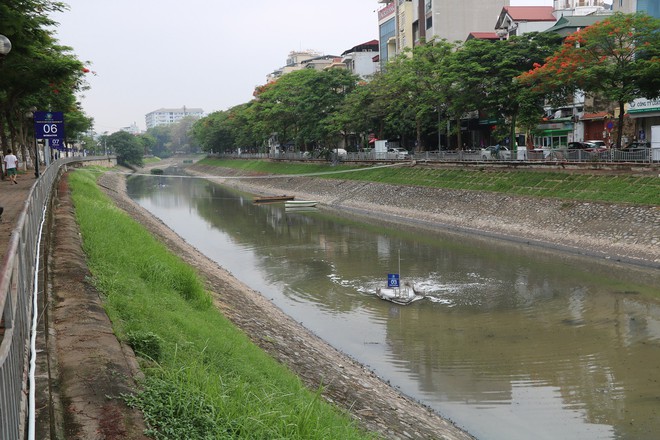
[4,149,19,184]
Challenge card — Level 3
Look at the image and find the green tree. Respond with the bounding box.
[108,131,143,167]
[450,33,562,150]
[519,13,660,148]
[146,125,174,157]
[0,0,92,166]
[252,69,360,151]
[191,110,236,153]
[137,133,156,156]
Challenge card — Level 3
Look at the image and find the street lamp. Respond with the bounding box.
[0,34,10,181]
[0,34,11,58]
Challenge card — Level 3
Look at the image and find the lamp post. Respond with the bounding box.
[0,35,11,181]
[0,34,11,58]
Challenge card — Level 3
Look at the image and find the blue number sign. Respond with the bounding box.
[34,111,65,140]
[387,273,400,288]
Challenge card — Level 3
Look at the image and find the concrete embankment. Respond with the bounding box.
[189,163,660,269]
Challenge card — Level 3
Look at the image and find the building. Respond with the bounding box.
[414,0,509,44]
[377,0,509,68]
[145,107,204,129]
[613,0,660,19]
[120,122,141,135]
[300,55,344,71]
[266,50,322,83]
[495,6,557,39]
[341,40,380,80]
[554,0,613,16]
[543,14,609,37]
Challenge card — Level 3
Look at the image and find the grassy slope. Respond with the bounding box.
[69,169,371,440]
[198,158,660,206]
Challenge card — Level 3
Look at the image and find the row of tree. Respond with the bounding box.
[0,0,93,165]
[191,13,660,155]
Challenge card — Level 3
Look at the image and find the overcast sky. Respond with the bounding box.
[51,0,553,133]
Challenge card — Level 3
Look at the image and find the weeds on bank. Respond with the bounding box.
[68,169,371,440]
[199,158,660,206]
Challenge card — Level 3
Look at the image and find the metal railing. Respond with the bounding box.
[218,147,659,164]
[0,156,114,440]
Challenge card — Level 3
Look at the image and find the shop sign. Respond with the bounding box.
[628,98,660,113]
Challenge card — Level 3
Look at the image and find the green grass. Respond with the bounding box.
[198,158,660,206]
[69,169,372,440]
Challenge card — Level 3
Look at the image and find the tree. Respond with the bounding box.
[108,131,143,167]
[252,69,360,151]
[0,0,92,166]
[519,12,660,149]
[450,33,562,150]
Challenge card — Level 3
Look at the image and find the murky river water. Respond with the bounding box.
[128,174,660,440]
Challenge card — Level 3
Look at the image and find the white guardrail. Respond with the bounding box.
[0,156,114,440]
[222,147,658,163]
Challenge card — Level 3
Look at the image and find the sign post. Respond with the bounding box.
[33,111,65,176]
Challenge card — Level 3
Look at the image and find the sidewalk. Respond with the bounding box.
[0,170,36,258]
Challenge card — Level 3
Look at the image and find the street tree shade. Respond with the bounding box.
[0,34,10,56]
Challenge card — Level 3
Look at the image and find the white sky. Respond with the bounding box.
[51,0,552,133]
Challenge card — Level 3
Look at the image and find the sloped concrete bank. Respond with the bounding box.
[189,164,660,269]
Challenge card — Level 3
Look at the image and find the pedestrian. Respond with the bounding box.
[4,149,19,184]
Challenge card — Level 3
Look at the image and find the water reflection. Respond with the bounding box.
[128,174,660,440]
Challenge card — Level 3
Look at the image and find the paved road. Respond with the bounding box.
[0,171,35,258]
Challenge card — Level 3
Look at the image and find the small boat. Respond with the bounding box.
[375,250,425,305]
[253,195,295,204]
[376,282,425,305]
[285,200,318,208]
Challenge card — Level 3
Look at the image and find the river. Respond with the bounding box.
[128,174,660,440]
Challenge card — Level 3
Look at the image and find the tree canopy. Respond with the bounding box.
[519,12,660,148]
[0,0,93,163]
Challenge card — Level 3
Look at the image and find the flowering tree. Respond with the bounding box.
[519,13,660,148]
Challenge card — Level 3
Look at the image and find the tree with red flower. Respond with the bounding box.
[519,13,660,149]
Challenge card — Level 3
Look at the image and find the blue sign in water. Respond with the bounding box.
[34,111,65,140]
[387,273,400,288]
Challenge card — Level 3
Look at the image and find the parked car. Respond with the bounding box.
[622,141,650,150]
[614,142,651,161]
[387,147,410,159]
[480,145,511,160]
[332,148,348,158]
[584,140,608,152]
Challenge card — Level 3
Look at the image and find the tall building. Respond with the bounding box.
[415,0,509,44]
[553,0,612,16]
[612,0,660,17]
[377,0,510,67]
[145,107,204,129]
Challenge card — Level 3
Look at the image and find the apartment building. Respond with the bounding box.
[612,0,660,17]
[145,107,204,129]
[377,0,509,67]
[553,0,613,16]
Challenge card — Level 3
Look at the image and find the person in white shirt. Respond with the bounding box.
[4,149,19,184]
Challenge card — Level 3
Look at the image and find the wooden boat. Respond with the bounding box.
[284,200,318,208]
[253,195,295,204]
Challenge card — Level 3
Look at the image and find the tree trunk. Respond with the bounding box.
[456,117,462,150]
[616,100,625,149]
[510,112,517,154]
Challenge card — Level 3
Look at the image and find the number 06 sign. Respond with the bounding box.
[34,111,65,140]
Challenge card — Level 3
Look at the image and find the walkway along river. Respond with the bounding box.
[124,167,660,440]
